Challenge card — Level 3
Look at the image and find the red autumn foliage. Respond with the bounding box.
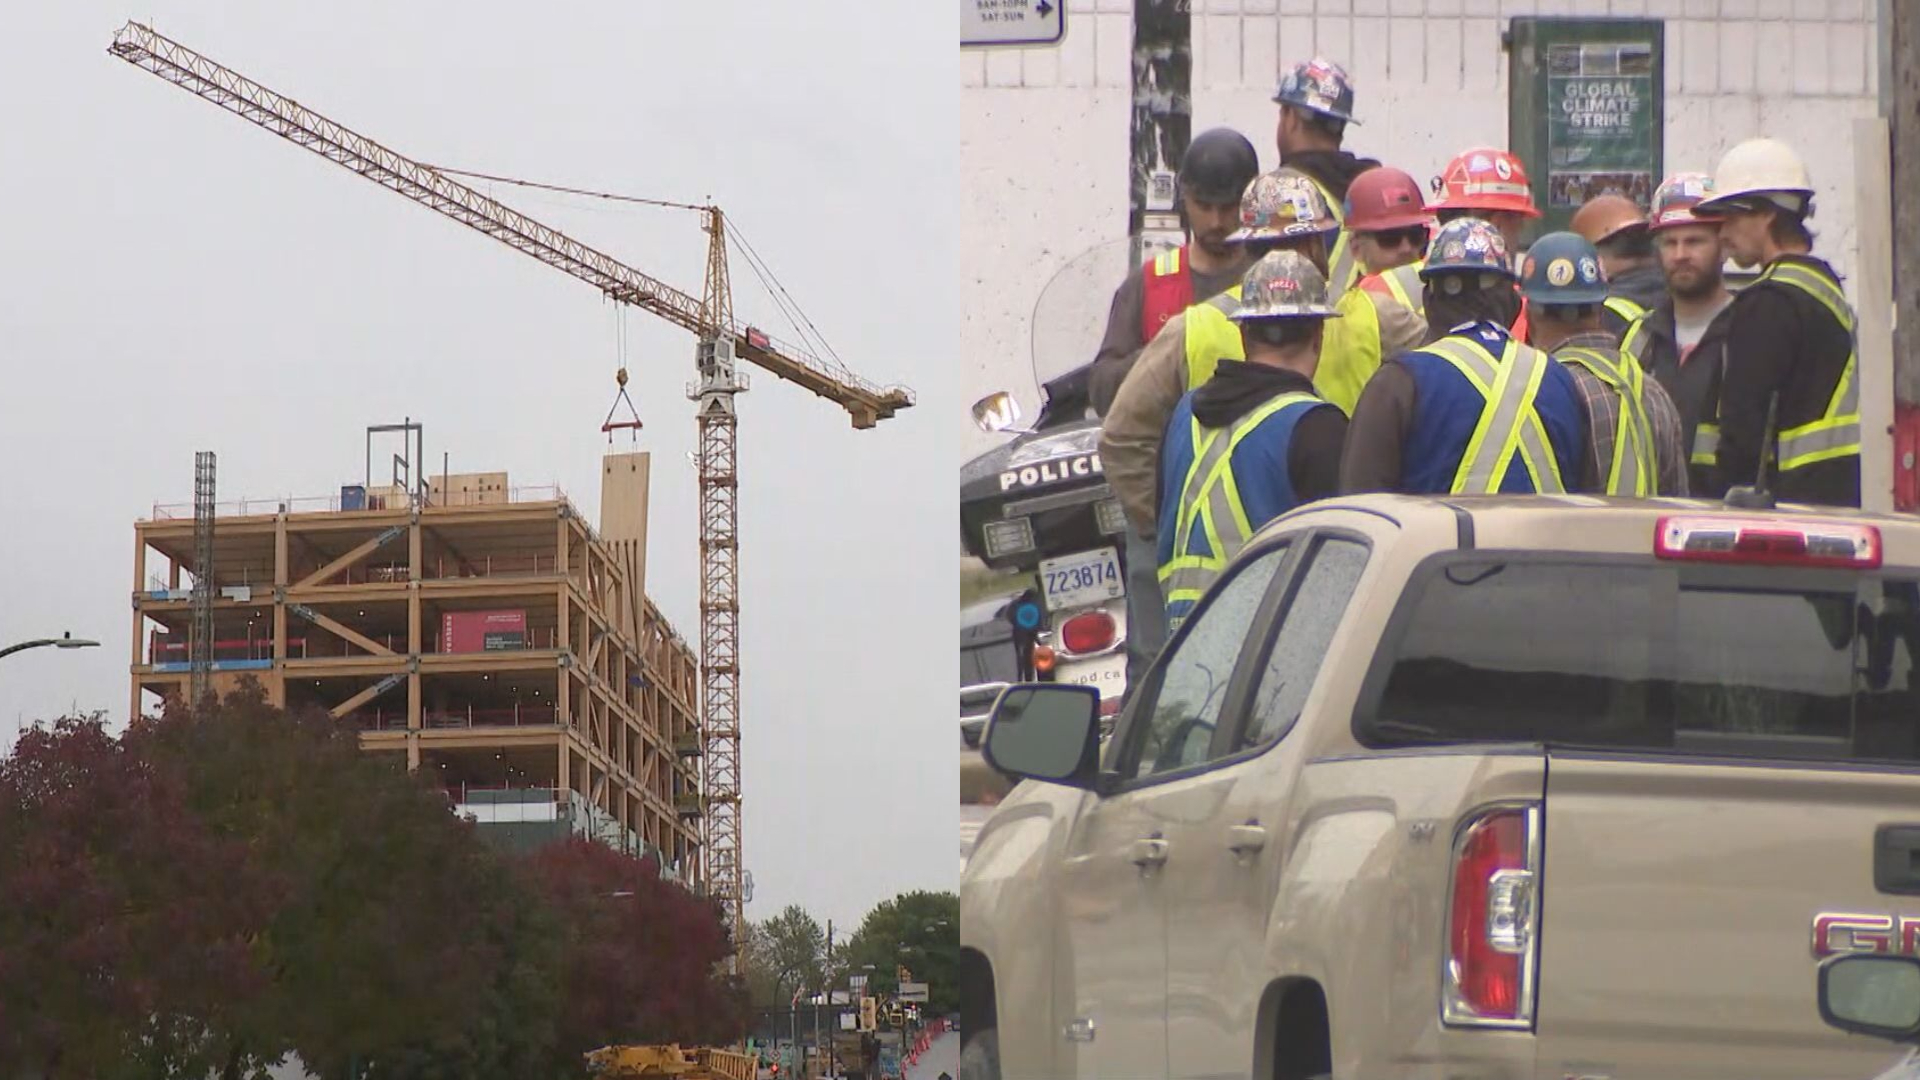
[0,715,281,1074]
[520,836,750,1055]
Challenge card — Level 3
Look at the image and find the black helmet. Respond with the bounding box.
[1178,128,1260,205]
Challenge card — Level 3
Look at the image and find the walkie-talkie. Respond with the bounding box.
[1725,392,1779,509]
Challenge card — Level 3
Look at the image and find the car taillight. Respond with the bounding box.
[1442,805,1539,1029]
[1655,515,1881,569]
[1059,610,1117,655]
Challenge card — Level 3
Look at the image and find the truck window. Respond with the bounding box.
[1119,543,1291,781]
[1359,557,1920,764]
[1239,537,1370,750]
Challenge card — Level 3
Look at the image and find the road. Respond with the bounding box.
[905,1030,957,1080]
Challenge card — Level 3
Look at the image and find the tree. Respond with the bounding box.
[128,685,559,1077]
[0,713,280,1079]
[839,891,960,1016]
[521,836,749,1066]
[745,904,828,1008]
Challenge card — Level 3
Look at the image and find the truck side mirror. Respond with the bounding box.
[982,684,1101,790]
[1818,954,1920,1042]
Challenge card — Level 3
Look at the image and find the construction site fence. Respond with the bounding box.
[699,1048,757,1080]
[148,484,567,521]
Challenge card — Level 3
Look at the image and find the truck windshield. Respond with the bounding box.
[1360,555,1920,764]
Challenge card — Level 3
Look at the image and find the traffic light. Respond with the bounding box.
[860,996,877,1032]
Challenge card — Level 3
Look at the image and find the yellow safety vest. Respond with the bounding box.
[1691,261,1860,474]
[1555,345,1659,496]
[1303,174,1360,302]
[1603,295,1649,327]
[1378,260,1426,320]
[1423,336,1568,494]
[1186,281,1387,419]
[1183,286,1245,391]
[1158,391,1323,627]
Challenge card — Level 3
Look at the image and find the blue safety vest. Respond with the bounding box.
[1400,322,1587,494]
[1157,388,1327,629]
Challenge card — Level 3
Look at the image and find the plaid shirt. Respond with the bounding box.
[1552,330,1690,496]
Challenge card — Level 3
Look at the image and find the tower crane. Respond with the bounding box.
[108,22,913,952]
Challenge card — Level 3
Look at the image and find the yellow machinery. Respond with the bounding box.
[583,1044,757,1080]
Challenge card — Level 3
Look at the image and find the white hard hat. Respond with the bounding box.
[1693,137,1813,216]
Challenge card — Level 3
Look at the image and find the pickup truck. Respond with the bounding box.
[959,493,1920,1080]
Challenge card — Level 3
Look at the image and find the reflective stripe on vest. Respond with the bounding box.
[1305,173,1359,301]
[1158,391,1322,610]
[1555,345,1658,496]
[1423,336,1567,494]
[1762,261,1862,471]
[1603,295,1648,326]
[1693,423,1721,467]
[1183,286,1245,390]
[1620,313,1651,370]
[1153,248,1183,277]
[1379,260,1425,319]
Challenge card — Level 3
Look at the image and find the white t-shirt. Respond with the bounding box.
[1674,294,1734,361]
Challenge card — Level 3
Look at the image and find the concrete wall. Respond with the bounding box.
[960,0,1882,456]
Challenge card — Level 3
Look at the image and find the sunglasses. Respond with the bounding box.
[1368,226,1429,249]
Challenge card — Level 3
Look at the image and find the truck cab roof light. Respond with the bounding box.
[1654,516,1881,570]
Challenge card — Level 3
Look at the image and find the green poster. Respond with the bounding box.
[1545,41,1657,208]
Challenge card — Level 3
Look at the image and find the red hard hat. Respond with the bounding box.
[1343,166,1430,232]
[1430,147,1540,218]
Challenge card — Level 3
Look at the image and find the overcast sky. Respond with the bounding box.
[0,2,956,931]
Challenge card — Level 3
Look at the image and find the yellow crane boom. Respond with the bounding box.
[106,22,912,428]
[108,21,913,951]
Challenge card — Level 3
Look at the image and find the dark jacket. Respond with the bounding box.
[1599,263,1669,338]
[1623,299,1736,497]
[1713,255,1860,507]
[1283,149,1381,205]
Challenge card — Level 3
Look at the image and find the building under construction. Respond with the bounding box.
[129,435,703,884]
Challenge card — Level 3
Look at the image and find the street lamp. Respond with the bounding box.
[0,633,100,661]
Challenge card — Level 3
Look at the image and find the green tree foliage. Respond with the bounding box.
[744,904,828,1008]
[839,891,959,1016]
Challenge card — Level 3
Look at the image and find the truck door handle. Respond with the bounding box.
[1227,824,1267,858]
[1130,836,1169,869]
[1876,825,1920,894]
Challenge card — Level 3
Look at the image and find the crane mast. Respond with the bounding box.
[109,22,913,952]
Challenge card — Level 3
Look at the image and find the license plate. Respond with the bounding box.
[1039,546,1124,612]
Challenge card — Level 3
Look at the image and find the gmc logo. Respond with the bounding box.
[1811,913,1920,958]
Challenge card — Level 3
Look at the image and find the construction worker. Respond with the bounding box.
[1089,127,1262,416]
[1570,192,1666,336]
[1341,217,1586,495]
[1519,231,1688,496]
[1102,168,1341,543]
[1158,251,1346,630]
[1314,165,1434,415]
[1428,147,1543,342]
[1088,127,1259,697]
[1621,172,1738,494]
[1692,137,1860,506]
[1271,57,1381,299]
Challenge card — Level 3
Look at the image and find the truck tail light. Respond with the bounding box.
[1655,515,1880,569]
[1058,610,1117,655]
[1443,805,1540,1029]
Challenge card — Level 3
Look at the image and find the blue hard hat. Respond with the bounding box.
[1517,230,1610,305]
[1271,57,1358,124]
[1418,217,1515,281]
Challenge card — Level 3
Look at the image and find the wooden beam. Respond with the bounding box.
[328,672,405,719]
[292,526,404,590]
[290,605,395,657]
[1890,0,1920,403]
